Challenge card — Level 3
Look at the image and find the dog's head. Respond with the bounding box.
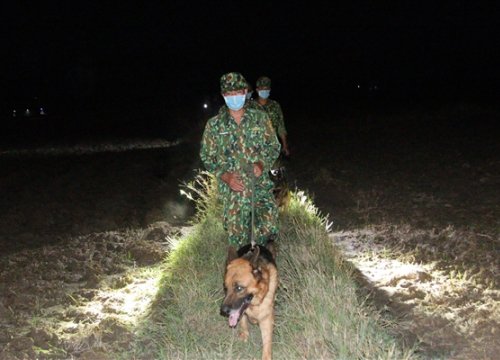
[220,245,273,327]
[270,167,290,208]
[269,166,286,184]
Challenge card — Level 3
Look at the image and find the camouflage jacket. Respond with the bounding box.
[201,106,281,195]
[259,99,286,137]
[245,99,263,111]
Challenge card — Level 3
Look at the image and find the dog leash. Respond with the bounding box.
[246,163,257,249]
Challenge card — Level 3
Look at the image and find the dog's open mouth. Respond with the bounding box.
[227,296,253,328]
[228,306,246,327]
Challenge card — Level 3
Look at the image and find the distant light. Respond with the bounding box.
[25,109,31,116]
[203,103,208,109]
[40,107,45,115]
[357,84,361,89]
[12,110,17,117]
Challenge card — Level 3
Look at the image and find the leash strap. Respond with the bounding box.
[246,164,257,249]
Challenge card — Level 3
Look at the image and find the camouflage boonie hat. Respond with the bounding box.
[220,72,248,93]
[256,76,271,88]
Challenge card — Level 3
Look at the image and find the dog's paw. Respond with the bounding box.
[238,331,249,342]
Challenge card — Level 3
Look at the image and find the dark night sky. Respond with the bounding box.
[1,1,499,125]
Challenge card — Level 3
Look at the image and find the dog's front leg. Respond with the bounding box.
[259,314,274,360]
[239,314,249,342]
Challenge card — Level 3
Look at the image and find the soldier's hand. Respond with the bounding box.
[253,162,264,177]
[221,172,245,192]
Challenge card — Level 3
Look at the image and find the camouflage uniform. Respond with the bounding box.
[245,98,264,111]
[201,72,281,246]
[259,99,286,138]
[256,76,287,139]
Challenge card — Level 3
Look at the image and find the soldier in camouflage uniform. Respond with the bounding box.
[244,82,261,110]
[256,76,290,156]
[200,72,281,247]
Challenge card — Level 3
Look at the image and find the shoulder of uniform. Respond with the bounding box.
[208,107,229,125]
[205,114,221,130]
[246,106,267,117]
[245,100,262,110]
[206,115,218,125]
[247,107,270,122]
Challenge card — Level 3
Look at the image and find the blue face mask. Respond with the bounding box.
[258,89,271,99]
[223,94,246,111]
[246,91,253,100]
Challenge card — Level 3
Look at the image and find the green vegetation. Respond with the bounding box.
[126,172,417,359]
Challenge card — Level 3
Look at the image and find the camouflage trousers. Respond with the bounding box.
[222,186,279,247]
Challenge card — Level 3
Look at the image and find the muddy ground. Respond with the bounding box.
[287,103,499,359]
[0,103,499,359]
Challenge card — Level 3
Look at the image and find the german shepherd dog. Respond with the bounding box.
[221,242,278,360]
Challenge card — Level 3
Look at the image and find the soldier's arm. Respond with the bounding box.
[275,102,287,138]
[200,120,228,178]
[259,117,281,172]
[274,102,290,156]
[280,133,290,156]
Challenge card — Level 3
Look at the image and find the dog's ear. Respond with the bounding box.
[249,246,260,267]
[227,246,238,264]
[266,241,277,260]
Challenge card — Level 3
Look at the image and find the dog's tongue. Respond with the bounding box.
[229,309,241,327]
